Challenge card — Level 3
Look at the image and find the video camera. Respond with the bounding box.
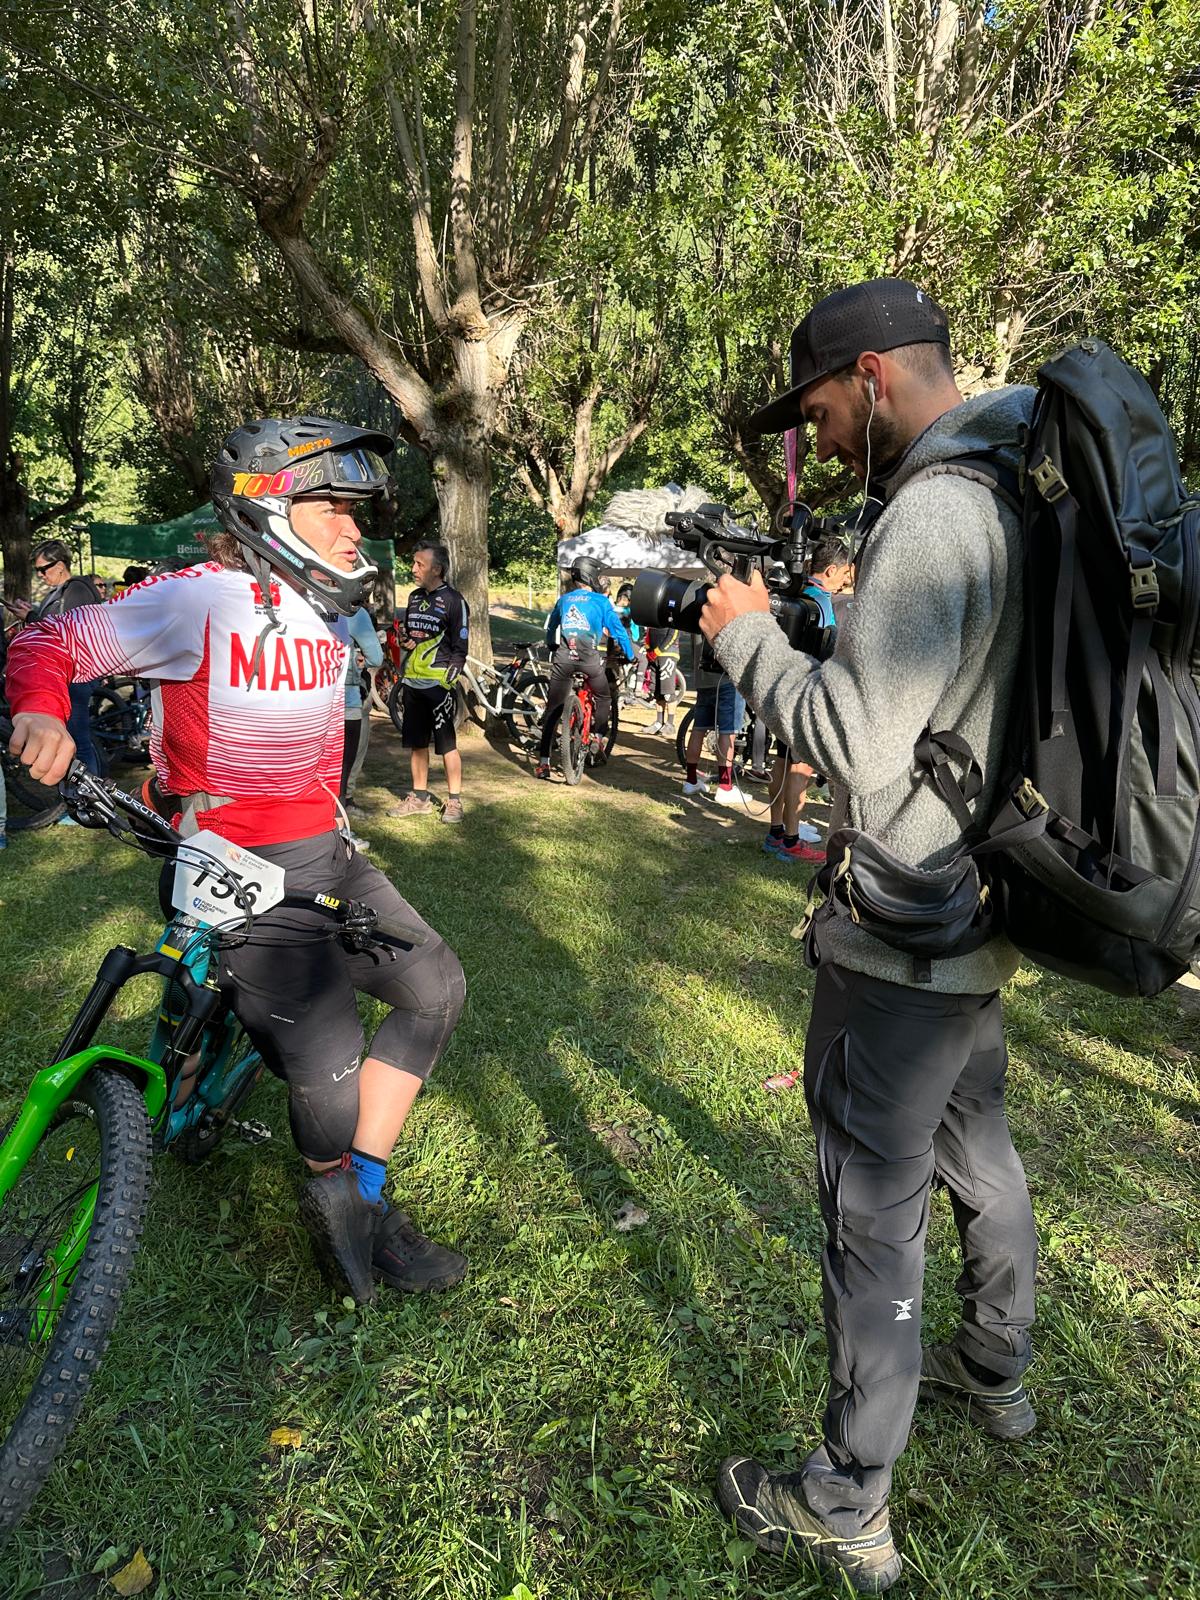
[629,502,844,659]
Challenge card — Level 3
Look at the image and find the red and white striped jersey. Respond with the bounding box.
[5,562,349,847]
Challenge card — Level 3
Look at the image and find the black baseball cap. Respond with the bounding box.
[750,278,951,434]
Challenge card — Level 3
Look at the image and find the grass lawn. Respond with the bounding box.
[1,705,1198,1599]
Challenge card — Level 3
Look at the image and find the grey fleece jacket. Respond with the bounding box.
[715,385,1034,994]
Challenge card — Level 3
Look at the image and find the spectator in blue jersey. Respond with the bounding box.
[766,539,854,862]
[535,557,634,779]
[389,543,470,823]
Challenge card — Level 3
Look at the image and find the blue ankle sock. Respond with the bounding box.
[349,1149,387,1207]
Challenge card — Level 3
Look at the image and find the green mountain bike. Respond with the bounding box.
[0,755,427,1533]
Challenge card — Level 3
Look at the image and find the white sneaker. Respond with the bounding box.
[714,782,750,807]
[795,821,822,844]
[682,776,710,797]
[647,718,665,735]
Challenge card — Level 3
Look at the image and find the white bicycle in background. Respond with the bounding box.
[377,646,551,748]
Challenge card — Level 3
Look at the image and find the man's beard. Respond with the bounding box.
[844,391,909,486]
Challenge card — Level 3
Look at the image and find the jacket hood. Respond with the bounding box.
[881,384,1035,497]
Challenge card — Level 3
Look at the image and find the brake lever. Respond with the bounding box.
[59,767,121,830]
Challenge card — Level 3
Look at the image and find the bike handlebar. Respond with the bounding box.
[49,763,429,952]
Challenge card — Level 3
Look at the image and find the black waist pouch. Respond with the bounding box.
[799,827,998,979]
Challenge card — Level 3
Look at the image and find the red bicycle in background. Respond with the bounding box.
[549,666,619,785]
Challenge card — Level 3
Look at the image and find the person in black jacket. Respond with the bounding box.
[12,540,104,774]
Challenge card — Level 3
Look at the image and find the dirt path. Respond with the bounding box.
[350,694,834,845]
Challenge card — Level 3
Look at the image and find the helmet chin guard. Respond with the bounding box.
[211,416,395,617]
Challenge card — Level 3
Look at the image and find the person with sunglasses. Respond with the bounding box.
[9,541,105,776]
[5,419,469,1305]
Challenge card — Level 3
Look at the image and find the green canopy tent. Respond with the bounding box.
[87,505,395,570]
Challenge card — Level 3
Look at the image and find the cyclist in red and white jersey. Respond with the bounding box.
[6,417,468,1304]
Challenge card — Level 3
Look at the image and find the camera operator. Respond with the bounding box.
[707,280,1038,1593]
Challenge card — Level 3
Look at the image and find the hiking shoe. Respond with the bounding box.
[919,1343,1037,1439]
[682,775,710,797]
[773,839,825,865]
[716,1457,902,1593]
[388,793,435,818]
[374,1209,468,1293]
[441,797,464,823]
[714,782,750,807]
[534,762,552,781]
[299,1159,383,1305]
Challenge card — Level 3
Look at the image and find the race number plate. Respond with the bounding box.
[171,829,286,927]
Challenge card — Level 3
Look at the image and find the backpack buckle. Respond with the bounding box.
[1129,559,1159,611]
[1029,457,1069,504]
[1015,778,1050,818]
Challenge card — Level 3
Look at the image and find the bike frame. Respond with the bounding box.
[145,918,264,1148]
[383,620,546,723]
[574,676,596,745]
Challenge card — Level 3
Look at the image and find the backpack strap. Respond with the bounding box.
[909,452,1023,515]
[913,727,984,840]
[1113,542,1159,859]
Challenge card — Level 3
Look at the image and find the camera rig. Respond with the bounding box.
[629,501,845,659]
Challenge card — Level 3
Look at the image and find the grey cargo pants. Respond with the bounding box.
[800,962,1037,1533]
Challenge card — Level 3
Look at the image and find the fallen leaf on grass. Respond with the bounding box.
[613,1200,649,1232]
[763,1071,801,1094]
[270,1425,303,1448]
[110,1548,153,1596]
[590,1121,644,1163]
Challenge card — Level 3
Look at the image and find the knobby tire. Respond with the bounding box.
[559,692,587,786]
[0,1069,153,1533]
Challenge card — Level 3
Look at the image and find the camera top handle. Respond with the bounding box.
[664,503,809,584]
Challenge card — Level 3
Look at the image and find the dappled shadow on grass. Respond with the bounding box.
[4,737,1200,1596]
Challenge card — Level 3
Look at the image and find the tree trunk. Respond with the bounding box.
[0,469,30,603]
[432,440,493,666]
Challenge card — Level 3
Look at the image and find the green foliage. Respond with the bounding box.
[4,0,1199,548]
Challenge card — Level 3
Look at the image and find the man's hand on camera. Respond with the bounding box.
[699,569,771,642]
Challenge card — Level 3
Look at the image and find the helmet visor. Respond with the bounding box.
[327,447,391,492]
[245,446,390,501]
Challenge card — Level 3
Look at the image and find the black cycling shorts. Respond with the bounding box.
[652,656,681,704]
[401,683,458,754]
[215,832,466,1162]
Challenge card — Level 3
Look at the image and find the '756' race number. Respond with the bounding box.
[171,829,286,927]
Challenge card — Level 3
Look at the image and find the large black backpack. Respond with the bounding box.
[805,340,1200,997]
[967,338,1200,997]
